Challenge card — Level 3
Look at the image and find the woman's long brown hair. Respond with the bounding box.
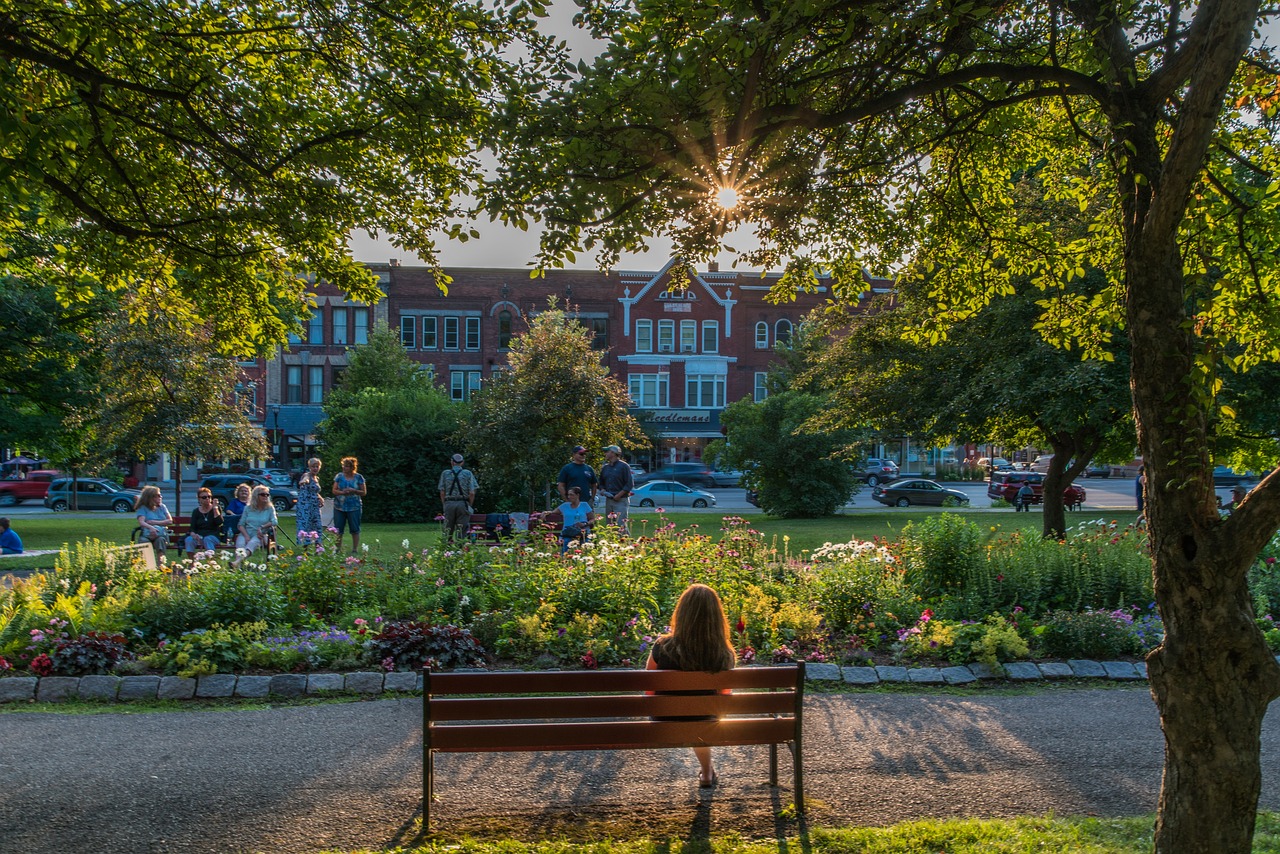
[658,583,737,673]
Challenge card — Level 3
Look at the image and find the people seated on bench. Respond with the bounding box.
[223,482,250,542]
[231,485,277,569]
[646,583,738,788]
[185,487,224,557]
[134,485,174,557]
[556,487,594,553]
[0,517,22,554]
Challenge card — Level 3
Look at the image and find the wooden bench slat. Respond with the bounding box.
[427,667,799,693]
[429,691,796,721]
[429,718,797,752]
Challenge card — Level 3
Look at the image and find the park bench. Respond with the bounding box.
[128,520,274,561]
[421,663,805,827]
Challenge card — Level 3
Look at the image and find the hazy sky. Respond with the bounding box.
[349,7,1279,271]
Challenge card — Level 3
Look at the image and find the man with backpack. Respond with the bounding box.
[438,453,479,543]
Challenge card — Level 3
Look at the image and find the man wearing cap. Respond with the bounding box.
[557,445,597,506]
[598,445,635,535]
[438,453,479,543]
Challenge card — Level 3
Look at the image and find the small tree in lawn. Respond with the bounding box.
[316,325,461,523]
[463,302,645,512]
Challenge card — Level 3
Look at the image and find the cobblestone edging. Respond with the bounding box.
[0,660,1163,704]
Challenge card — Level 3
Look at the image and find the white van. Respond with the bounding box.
[1030,455,1054,472]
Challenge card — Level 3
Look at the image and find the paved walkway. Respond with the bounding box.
[2,687,1280,852]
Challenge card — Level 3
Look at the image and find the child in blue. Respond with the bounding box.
[0,517,22,554]
[557,487,594,553]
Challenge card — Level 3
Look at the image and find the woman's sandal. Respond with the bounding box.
[698,772,718,788]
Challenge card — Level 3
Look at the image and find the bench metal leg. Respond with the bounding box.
[424,750,434,828]
[769,743,778,786]
[790,741,804,814]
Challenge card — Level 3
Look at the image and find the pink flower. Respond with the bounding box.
[382,656,395,672]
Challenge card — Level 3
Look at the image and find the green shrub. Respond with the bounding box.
[1035,609,1141,659]
[146,622,267,677]
[970,615,1030,667]
[900,514,983,600]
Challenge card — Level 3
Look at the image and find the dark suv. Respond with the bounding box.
[200,474,298,512]
[987,471,1087,510]
[852,458,900,486]
[637,463,717,489]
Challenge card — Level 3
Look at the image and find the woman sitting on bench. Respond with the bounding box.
[231,485,277,569]
[185,487,224,557]
[646,583,738,788]
[556,487,594,553]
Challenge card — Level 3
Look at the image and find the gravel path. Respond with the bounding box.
[2,686,1280,852]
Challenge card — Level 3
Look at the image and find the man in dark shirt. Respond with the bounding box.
[598,444,635,535]
[557,445,597,505]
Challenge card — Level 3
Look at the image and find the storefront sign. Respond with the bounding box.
[647,409,712,423]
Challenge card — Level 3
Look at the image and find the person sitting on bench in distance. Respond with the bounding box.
[646,582,738,788]
[556,486,593,553]
[134,485,173,556]
[231,485,277,569]
[184,487,224,557]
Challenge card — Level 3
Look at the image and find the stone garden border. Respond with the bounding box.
[0,660,1164,705]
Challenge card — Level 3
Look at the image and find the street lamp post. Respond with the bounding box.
[270,404,281,469]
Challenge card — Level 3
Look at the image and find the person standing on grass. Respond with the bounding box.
[0,517,22,554]
[295,457,325,545]
[646,583,737,788]
[438,453,478,543]
[332,456,367,554]
[557,444,597,504]
[598,444,634,535]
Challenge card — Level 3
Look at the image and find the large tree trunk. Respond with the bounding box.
[1127,238,1280,853]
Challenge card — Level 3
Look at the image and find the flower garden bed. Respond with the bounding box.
[3,514,1280,687]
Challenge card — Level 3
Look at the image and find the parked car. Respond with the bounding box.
[852,458,900,486]
[1030,455,1054,472]
[627,463,647,477]
[1082,463,1112,478]
[1211,466,1261,486]
[631,480,717,508]
[871,479,970,507]
[0,469,62,506]
[977,457,1014,473]
[200,474,298,512]
[636,463,717,489]
[44,478,142,513]
[987,471,1087,509]
[246,468,294,487]
[745,488,760,508]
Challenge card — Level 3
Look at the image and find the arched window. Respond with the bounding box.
[498,310,512,349]
[776,319,793,345]
[755,321,769,349]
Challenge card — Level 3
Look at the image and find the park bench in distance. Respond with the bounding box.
[128,521,275,562]
[422,664,805,827]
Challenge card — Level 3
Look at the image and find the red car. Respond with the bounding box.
[987,471,1086,510]
[0,469,62,506]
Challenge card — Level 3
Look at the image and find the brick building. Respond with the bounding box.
[262,258,891,470]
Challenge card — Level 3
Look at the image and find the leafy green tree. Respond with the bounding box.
[462,303,646,511]
[1,0,553,353]
[315,385,462,524]
[490,1,1280,848]
[316,325,462,523]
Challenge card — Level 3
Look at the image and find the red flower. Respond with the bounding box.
[580,650,599,670]
[735,617,746,635]
[29,653,54,677]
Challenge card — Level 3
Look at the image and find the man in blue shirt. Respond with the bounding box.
[557,445,597,504]
[0,517,22,554]
[598,444,635,535]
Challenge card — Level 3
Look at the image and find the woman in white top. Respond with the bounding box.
[134,485,174,556]
[231,485,278,568]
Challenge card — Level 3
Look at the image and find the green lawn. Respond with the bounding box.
[0,507,1142,573]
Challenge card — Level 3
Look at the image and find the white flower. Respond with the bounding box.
[460,595,471,607]
[362,543,369,553]
[402,538,411,549]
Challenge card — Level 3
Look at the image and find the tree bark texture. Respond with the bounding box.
[1127,237,1280,854]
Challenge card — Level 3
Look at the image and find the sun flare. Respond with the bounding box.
[715,186,740,210]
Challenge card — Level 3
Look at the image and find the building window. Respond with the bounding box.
[685,374,725,408]
[658,320,675,352]
[628,373,669,408]
[754,372,769,402]
[588,318,608,350]
[400,316,416,349]
[308,309,324,345]
[354,308,369,345]
[465,316,481,351]
[287,328,301,346]
[635,319,652,353]
[450,369,481,401]
[443,317,460,350]
[286,366,303,404]
[498,311,513,349]
[755,321,769,349]
[776,318,792,345]
[331,307,348,346]
[701,320,719,354]
[419,363,435,383]
[680,320,697,353]
[308,366,324,403]
[235,383,257,417]
[422,316,438,350]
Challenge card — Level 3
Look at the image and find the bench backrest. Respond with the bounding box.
[424,665,804,753]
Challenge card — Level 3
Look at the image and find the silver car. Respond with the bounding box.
[44,478,143,513]
[632,480,717,508]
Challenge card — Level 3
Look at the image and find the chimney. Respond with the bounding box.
[708,261,719,272]
[389,258,400,267]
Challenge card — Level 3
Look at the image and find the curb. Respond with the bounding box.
[0,660,1162,705]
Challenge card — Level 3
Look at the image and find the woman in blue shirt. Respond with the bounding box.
[556,487,594,553]
[134,485,174,558]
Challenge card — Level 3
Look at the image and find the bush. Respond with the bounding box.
[363,620,486,671]
[1035,609,1142,659]
[146,622,267,677]
[900,514,983,601]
